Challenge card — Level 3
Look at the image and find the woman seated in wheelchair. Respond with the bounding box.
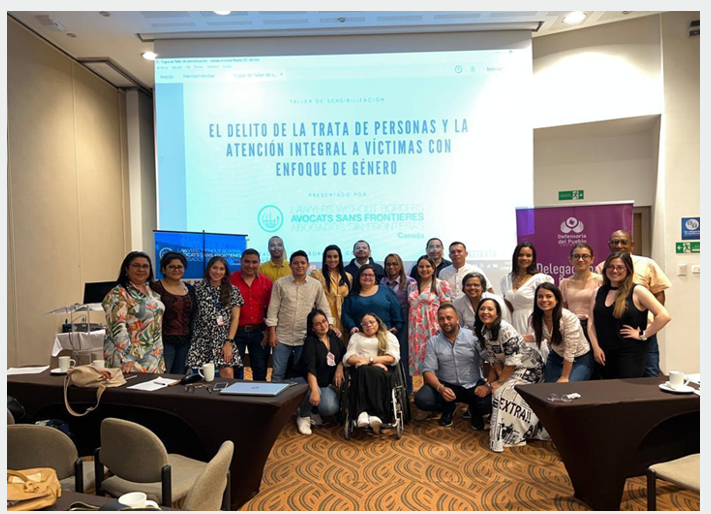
[343,313,400,434]
[295,309,347,436]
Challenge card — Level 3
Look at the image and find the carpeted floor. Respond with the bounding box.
[239,373,700,511]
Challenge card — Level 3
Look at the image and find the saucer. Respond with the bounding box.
[658,382,694,394]
[50,368,67,375]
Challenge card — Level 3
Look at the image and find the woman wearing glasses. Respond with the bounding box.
[103,251,165,373]
[558,243,602,341]
[588,252,671,379]
[341,264,404,337]
[152,252,195,374]
[310,245,352,339]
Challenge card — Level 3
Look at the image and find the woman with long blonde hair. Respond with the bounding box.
[588,252,671,379]
[343,313,400,434]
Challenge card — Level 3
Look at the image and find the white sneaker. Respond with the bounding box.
[369,416,382,434]
[296,416,312,435]
[357,411,370,428]
[311,413,323,426]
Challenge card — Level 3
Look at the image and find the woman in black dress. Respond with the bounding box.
[186,256,244,378]
[588,252,671,379]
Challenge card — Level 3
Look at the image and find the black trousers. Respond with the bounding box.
[350,365,395,423]
[600,343,648,379]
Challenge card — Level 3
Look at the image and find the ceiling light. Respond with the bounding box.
[99,12,111,17]
[563,11,587,25]
[142,52,158,61]
[214,11,231,16]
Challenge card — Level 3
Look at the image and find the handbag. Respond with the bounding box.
[7,468,61,511]
[63,365,126,417]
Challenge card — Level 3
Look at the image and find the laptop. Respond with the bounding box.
[219,382,291,397]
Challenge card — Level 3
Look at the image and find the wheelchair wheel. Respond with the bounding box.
[396,414,404,439]
[396,360,412,424]
[344,409,353,440]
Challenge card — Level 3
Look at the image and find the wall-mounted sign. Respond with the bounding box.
[676,242,700,254]
[681,217,700,240]
[559,190,584,201]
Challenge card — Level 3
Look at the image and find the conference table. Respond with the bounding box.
[8,370,307,510]
[516,377,700,511]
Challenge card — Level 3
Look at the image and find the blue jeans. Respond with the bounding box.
[271,342,303,382]
[234,327,270,381]
[163,336,190,375]
[644,334,660,377]
[414,383,491,418]
[299,385,340,417]
[544,350,594,382]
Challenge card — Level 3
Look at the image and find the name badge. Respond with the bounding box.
[216,315,225,326]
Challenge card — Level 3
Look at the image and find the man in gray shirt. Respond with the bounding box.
[266,250,334,381]
[414,304,492,429]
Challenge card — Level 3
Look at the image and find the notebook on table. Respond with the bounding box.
[219,382,291,397]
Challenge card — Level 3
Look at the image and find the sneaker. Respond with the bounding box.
[311,413,323,426]
[296,417,312,435]
[357,411,370,428]
[504,441,527,448]
[462,407,472,419]
[369,416,382,434]
[439,411,454,427]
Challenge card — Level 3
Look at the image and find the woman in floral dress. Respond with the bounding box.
[407,255,452,376]
[103,251,165,373]
[186,256,244,378]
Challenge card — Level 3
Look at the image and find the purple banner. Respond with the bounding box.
[516,203,634,284]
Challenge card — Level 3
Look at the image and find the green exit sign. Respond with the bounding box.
[676,242,700,253]
[559,190,584,201]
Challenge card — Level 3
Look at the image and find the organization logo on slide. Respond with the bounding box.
[159,247,173,258]
[258,205,284,233]
[560,217,584,234]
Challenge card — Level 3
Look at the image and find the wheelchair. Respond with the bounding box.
[340,359,411,439]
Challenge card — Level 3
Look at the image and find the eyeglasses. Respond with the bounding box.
[571,254,592,261]
[184,383,214,394]
[360,273,376,278]
[167,265,185,271]
[384,262,399,267]
[130,264,151,270]
[361,320,378,326]
[609,239,630,245]
[606,265,627,272]
[547,393,573,403]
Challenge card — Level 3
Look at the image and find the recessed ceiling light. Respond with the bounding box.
[563,11,587,25]
[67,33,77,38]
[99,12,111,17]
[142,52,158,61]
[214,11,231,16]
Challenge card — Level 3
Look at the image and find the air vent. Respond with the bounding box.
[546,12,568,16]
[376,15,424,22]
[433,13,482,20]
[141,11,190,19]
[35,15,66,32]
[489,11,537,18]
[198,11,248,17]
[259,11,309,15]
[599,11,653,22]
[262,19,309,26]
[205,21,253,27]
[78,58,148,91]
[150,22,197,28]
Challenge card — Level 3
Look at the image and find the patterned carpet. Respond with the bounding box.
[240,375,700,511]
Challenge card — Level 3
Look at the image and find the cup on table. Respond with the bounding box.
[198,362,215,382]
[58,356,76,372]
[92,359,105,369]
[668,370,689,390]
[118,492,159,509]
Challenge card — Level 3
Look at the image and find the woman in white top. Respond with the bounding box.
[500,242,554,347]
[343,313,400,434]
[453,272,511,330]
[527,283,593,382]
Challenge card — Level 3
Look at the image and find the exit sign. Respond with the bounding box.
[676,242,700,254]
[559,190,584,201]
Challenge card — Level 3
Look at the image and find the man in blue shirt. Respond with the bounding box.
[414,304,492,429]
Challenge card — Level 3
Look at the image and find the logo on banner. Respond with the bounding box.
[560,217,585,234]
[258,205,284,233]
[159,247,173,258]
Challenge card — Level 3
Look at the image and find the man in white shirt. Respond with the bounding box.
[439,242,494,299]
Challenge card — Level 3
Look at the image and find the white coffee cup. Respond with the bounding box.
[92,359,105,369]
[58,356,76,372]
[198,362,215,382]
[118,492,159,509]
[668,370,689,389]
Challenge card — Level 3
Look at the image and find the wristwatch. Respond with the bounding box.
[369,356,375,364]
[639,330,647,341]
[225,338,234,343]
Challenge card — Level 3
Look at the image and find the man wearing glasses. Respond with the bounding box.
[595,229,671,377]
[344,240,386,283]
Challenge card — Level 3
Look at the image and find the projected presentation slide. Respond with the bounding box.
[154,230,247,279]
[155,49,532,265]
